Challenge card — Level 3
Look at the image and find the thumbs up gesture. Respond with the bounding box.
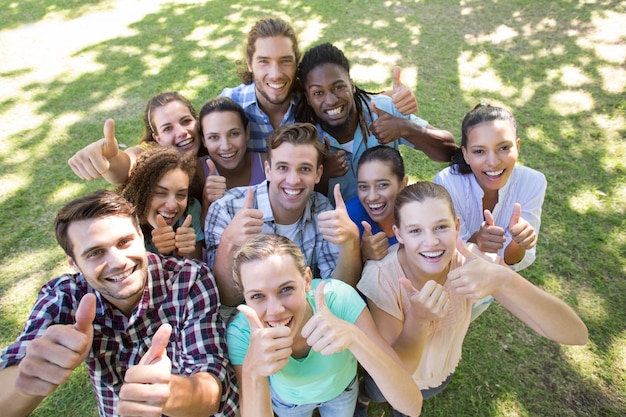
[473,209,506,253]
[237,304,293,377]
[399,278,449,322]
[222,187,264,246]
[14,294,96,396]
[151,214,177,255]
[318,184,359,246]
[117,324,173,416]
[174,214,197,257]
[390,66,418,115]
[508,203,537,250]
[360,221,389,261]
[301,281,354,355]
[448,238,503,300]
[68,118,120,180]
[320,137,348,179]
[370,100,406,144]
[203,158,227,207]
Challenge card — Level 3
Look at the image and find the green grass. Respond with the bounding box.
[1,1,624,416]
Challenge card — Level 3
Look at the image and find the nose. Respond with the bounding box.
[106,246,127,269]
[268,61,281,79]
[486,150,499,166]
[367,186,378,202]
[172,123,186,138]
[266,296,286,316]
[164,194,178,209]
[425,230,440,246]
[286,168,301,185]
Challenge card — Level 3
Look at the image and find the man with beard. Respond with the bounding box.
[294,42,458,203]
[0,190,238,417]
[221,18,419,154]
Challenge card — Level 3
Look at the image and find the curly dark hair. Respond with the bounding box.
[118,147,197,234]
[294,42,379,141]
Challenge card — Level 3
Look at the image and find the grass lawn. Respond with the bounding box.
[0,1,624,416]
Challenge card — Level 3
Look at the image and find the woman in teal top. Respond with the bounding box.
[118,147,204,260]
[226,234,422,417]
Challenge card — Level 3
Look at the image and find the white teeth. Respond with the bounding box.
[106,268,133,282]
[284,189,302,196]
[220,151,236,159]
[159,211,176,219]
[368,202,385,210]
[268,83,286,89]
[266,318,291,327]
[177,138,193,148]
[421,250,444,258]
[326,106,343,116]
[485,170,504,177]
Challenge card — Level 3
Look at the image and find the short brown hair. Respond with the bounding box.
[266,122,325,167]
[55,190,139,258]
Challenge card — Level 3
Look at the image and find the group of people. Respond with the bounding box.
[0,16,588,417]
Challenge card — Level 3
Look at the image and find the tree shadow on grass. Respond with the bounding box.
[0,1,624,416]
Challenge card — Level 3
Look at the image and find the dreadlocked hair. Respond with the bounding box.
[117,147,197,236]
[294,42,380,142]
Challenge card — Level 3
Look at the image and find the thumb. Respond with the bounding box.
[206,158,217,176]
[243,186,255,209]
[370,100,384,117]
[74,293,96,334]
[139,323,172,366]
[181,214,192,228]
[314,280,328,312]
[237,304,264,331]
[156,214,168,228]
[509,203,521,227]
[323,136,331,153]
[483,209,495,226]
[361,221,373,237]
[333,184,346,209]
[456,237,476,262]
[392,66,401,91]
[102,119,119,158]
[399,277,419,296]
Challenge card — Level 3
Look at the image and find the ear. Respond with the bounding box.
[152,132,162,144]
[246,58,253,73]
[350,79,356,93]
[67,256,80,273]
[264,158,271,178]
[455,216,461,233]
[314,164,323,185]
[400,175,409,189]
[304,267,313,291]
[461,146,469,165]
[392,224,404,244]
[516,137,521,152]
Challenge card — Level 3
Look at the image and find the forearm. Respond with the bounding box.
[213,241,244,306]
[503,240,525,265]
[493,270,588,345]
[332,239,362,287]
[0,366,46,417]
[240,373,273,417]
[163,372,222,417]
[101,149,134,185]
[350,329,422,416]
[392,317,430,374]
[402,121,457,162]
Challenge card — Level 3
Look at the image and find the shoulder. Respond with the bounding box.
[309,191,334,211]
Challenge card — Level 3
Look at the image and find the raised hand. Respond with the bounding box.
[68,119,120,180]
[360,221,389,261]
[508,203,537,250]
[237,305,292,377]
[203,159,227,207]
[222,187,263,246]
[447,238,503,301]
[174,214,197,256]
[301,281,354,355]
[370,100,407,144]
[473,209,506,253]
[318,184,360,246]
[152,214,177,255]
[399,278,449,322]
[391,66,418,115]
[320,137,348,179]
[117,324,173,417]
[14,294,96,396]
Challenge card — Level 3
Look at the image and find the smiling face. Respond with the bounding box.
[240,254,312,339]
[357,160,407,224]
[393,198,460,282]
[146,168,189,228]
[304,63,356,133]
[201,110,249,172]
[461,119,520,194]
[67,215,148,316]
[265,142,323,225]
[248,36,297,110]
[150,100,201,155]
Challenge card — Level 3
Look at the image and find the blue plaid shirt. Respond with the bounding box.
[0,253,239,417]
[220,83,297,152]
[204,180,339,279]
